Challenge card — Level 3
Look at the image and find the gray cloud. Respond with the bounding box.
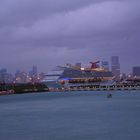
[0,0,140,73]
[0,0,108,27]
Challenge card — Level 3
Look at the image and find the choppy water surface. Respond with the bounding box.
[0,91,140,140]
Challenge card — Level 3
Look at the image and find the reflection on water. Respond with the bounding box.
[0,91,140,140]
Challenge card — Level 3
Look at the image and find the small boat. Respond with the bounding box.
[107,93,112,98]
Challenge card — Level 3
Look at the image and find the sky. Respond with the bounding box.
[0,0,140,74]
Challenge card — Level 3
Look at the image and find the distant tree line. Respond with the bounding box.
[0,82,49,93]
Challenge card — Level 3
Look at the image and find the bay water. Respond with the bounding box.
[0,91,140,140]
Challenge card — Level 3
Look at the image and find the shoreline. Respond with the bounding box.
[48,85,140,92]
[0,85,140,96]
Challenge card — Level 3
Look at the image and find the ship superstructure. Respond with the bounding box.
[42,61,114,89]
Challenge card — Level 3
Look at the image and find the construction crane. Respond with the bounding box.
[90,61,100,69]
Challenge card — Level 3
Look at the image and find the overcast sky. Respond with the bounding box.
[0,0,140,74]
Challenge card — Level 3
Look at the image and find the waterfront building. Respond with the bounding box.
[15,70,28,83]
[0,68,7,82]
[38,72,45,81]
[0,68,13,83]
[133,67,140,77]
[111,56,120,80]
[121,73,127,80]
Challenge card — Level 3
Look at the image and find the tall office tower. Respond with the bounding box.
[28,65,38,83]
[0,68,7,82]
[101,61,109,71]
[111,56,120,79]
[32,65,38,77]
[29,66,38,77]
[133,67,140,77]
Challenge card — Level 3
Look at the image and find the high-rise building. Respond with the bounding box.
[101,61,109,71]
[111,56,120,79]
[29,65,38,83]
[32,65,38,77]
[0,68,13,83]
[133,67,140,77]
[29,66,38,77]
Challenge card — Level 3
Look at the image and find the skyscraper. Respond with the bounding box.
[0,68,13,83]
[32,65,38,77]
[111,56,120,79]
[29,65,38,78]
[29,65,38,83]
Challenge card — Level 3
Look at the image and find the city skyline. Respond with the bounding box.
[0,56,138,74]
[0,0,140,73]
[1,57,139,84]
[0,56,139,74]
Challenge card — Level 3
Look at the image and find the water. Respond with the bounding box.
[0,91,140,140]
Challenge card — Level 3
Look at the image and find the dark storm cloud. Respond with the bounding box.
[0,0,111,27]
[1,0,139,42]
[0,0,140,73]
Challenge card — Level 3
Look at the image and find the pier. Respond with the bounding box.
[49,84,140,92]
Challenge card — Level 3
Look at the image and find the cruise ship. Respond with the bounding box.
[42,61,114,89]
